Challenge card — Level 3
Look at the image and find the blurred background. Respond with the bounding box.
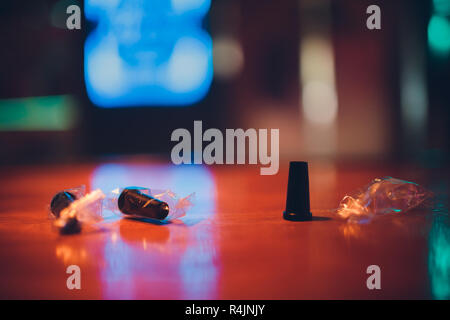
[0,0,449,167]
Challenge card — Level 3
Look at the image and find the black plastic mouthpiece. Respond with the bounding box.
[118,187,170,220]
[283,161,312,221]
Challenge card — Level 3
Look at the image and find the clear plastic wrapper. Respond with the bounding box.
[336,176,432,223]
[64,185,86,200]
[49,185,86,219]
[59,189,105,223]
[53,189,105,234]
[104,187,194,222]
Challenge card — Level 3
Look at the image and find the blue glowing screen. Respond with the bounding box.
[84,0,213,108]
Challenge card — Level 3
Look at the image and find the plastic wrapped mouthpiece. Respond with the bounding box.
[50,191,76,218]
[119,187,169,220]
[53,189,105,234]
[104,187,194,222]
[50,185,86,218]
[336,176,432,223]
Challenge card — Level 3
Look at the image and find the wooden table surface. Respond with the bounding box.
[0,158,448,299]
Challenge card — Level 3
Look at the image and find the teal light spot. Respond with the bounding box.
[433,0,450,16]
[428,15,450,55]
[428,206,450,299]
[0,95,78,131]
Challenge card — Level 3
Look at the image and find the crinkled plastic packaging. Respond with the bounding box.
[336,177,432,223]
[104,187,194,222]
[51,188,105,234]
[49,185,86,218]
[58,189,105,223]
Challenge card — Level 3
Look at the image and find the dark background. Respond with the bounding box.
[0,0,448,168]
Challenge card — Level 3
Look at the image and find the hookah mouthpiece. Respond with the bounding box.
[283,161,312,221]
[118,187,170,220]
[50,191,77,218]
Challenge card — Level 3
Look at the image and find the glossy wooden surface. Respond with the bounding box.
[0,159,448,299]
